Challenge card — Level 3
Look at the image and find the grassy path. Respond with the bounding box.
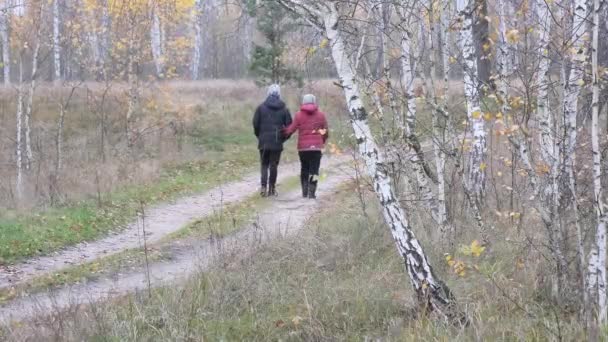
[0,159,354,322]
[0,155,346,290]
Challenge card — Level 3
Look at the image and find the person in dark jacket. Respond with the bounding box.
[282,94,329,199]
[253,84,292,197]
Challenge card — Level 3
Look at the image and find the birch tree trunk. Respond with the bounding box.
[394,5,444,236]
[53,0,61,83]
[587,0,607,324]
[87,21,101,71]
[562,0,588,193]
[277,0,464,322]
[0,7,9,85]
[24,32,41,171]
[100,0,110,76]
[559,0,588,303]
[191,0,204,80]
[440,1,457,151]
[15,58,23,201]
[534,0,555,166]
[456,0,486,240]
[242,6,255,66]
[496,0,510,114]
[126,34,137,148]
[150,6,164,78]
[424,0,453,241]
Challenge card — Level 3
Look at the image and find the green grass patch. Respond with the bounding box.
[0,145,263,265]
[0,175,303,304]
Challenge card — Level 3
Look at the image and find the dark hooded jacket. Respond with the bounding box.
[283,103,328,151]
[253,95,293,151]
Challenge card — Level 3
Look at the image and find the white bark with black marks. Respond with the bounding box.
[276,0,463,322]
[425,0,453,241]
[587,0,607,323]
[24,27,41,171]
[456,0,486,241]
[562,0,587,191]
[0,6,9,85]
[534,0,555,166]
[53,0,61,83]
[151,6,164,78]
[15,59,23,200]
[191,0,204,80]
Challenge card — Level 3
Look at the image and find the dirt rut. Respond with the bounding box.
[0,159,354,322]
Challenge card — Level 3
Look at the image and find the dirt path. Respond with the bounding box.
[0,156,347,290]
[0,159,354,322]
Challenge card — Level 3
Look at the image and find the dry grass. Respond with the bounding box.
[1,184,594,341]
[0,80,349,210]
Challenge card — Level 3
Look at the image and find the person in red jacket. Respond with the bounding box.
[283,94,329,199]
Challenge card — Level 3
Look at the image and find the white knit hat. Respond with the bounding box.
[267,84,281,97]
[302,94,316,105]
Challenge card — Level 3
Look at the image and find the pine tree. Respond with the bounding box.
[248,0,301,86]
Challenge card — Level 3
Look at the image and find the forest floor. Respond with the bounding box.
[0,155,354,323]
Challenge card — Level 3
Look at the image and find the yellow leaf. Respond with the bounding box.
[536,163,550,174]
[319,39,329,48]
[470,240,486,257]
[448,56,457,64]
[577,79,585,86]
[509,212,521,219]
[479,162,488,171]
[319,173,328,182]
[506,29,520,44]
[495,112,503,119]
[472,110,482,119]
[483,112,493,121]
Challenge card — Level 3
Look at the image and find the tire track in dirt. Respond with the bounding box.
[0,160,355,322]
[0,156,348,290]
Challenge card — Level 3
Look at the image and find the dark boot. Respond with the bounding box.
[268,184,278,197]
[307,182,317,199]
[260,185,267,197]
[301,177,309,198]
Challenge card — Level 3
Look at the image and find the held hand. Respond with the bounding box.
[281,127,291,139]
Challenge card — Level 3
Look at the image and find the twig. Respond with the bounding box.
[140,200,152,298]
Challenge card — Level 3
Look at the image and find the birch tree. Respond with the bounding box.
[423,0,454,240]
[24,9,43,171]
[534,0,555,166]
[151,4,164,77]
[191,0,204,80]
[15,59,23,201]
[276,0,464,322]
[561,0,588,199]
[53,0,62,82]
[586,0,607,324]
[391,4,447,237]
[0,3,10,85]
[456,0,486,240]
[100,0,110,76]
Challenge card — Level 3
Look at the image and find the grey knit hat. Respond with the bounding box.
[267,84,281,98]
[302,94,316,105]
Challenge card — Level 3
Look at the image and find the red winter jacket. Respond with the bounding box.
[283,103,329,151]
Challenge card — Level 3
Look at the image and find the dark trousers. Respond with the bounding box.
[299,151,322,185]
[260,149,282,187]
